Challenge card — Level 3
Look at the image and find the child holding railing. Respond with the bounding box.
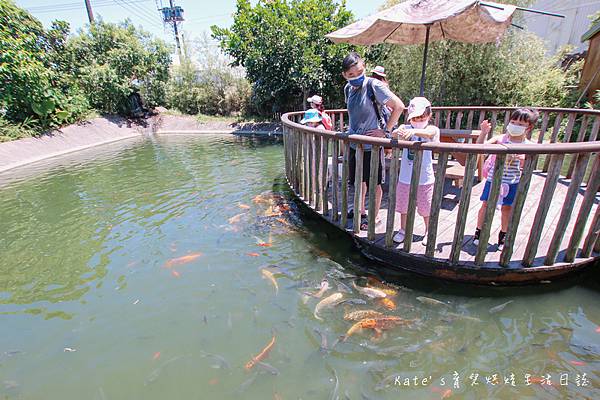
[473,107,538,248]
[393,97,440,244]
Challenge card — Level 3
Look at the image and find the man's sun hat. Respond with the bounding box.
[407,97,432,121]
[300,109,322,124]
[371,66,386,77]
[307,95,323,105]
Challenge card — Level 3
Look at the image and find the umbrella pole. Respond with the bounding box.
[419,24,431,97]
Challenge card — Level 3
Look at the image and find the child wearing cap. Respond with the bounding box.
[473,108,538,248]
[393,97,440,244]
[300,108,325,130]
[307,95,332,130]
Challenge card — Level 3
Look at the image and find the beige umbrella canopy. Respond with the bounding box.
[326,0,518,94]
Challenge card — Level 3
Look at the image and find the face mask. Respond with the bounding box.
[410,120,428,129]
[348,74,365,87]
[506,123,527,137]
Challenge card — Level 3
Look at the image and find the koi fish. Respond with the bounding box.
[245,335,276,370]
[314,280,330,298]
[489,300,513,314]
[445,312,482,323]
[238,203,251,210]
[416,296,450,308]
[258,243,272,247]
[343,310,385,321]
[314,293,343,321]
[247,252,260,257]
[379,298,396,310]
[261,269,279,294]
[569,360,586,366]
[171,270,180,278]
[228,213,245,224]
[313,328,329,353]
[595,327,600,333]
[343,317,414,341]
[352,282,386,299]
[152,352,161,360]
[164,252,203,268]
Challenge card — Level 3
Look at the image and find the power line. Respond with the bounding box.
[113,0,163,29]
[119,0,163,26]
[27,0,153,13]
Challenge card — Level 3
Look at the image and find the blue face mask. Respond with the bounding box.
[348,74,365,87]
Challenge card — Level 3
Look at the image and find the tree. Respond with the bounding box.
[212,0,355,115]
[66,20,172,114]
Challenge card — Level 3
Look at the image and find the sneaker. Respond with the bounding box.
[498,231,506,249]
[473,228,481,246]
[393,230,405,243]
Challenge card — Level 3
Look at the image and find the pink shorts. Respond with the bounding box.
[395,182,434,217]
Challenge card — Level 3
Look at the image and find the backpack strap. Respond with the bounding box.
[366,78,385,130]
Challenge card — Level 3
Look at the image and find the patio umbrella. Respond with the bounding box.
[326,0,517,96]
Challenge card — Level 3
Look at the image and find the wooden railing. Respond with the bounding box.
[282,107,600,268]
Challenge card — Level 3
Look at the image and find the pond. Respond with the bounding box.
[0,135,598,399]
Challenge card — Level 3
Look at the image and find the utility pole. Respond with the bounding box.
[84,0,94,23]
[169,0,181,58]
[160,1,184,61]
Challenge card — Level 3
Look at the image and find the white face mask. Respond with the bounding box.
[410,120,428,129]
[506,123,527,137]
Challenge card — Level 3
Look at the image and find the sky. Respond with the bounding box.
[16,0,386,48]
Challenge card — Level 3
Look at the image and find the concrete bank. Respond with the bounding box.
[0,115,151,174]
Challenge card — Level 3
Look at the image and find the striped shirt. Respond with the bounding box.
[487,136,531,184]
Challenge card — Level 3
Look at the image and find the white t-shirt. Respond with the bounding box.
[398,124,440,185]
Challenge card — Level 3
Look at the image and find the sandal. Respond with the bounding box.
[360,216,369,230]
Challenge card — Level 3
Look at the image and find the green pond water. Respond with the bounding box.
[0,134,598,400]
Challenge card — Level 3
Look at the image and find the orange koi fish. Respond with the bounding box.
[245,335,276,370]
[343,316,413,341]
[258,243,272,247]
[596,327,600,333]
[238,203,251,210]
[247,252,260,257]
[378,298,397,310]
[152,351,161,360]
[171,270,181,278]
[165,252,202,268]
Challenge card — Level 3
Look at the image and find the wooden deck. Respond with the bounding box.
[294,161,600,284]
[283,107,600,285]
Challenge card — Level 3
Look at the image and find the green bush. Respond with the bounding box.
[67,20,172,114]
[166,36,252,116]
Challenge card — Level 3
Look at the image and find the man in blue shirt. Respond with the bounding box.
[342,52,404,230]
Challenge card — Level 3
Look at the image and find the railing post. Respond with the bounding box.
[565,153,600,262]
[320,136,329,216]
[454,111,463,130]
[341,141,350,229]
[566,116,589,178]
[367,145,381,241]
[314,135,322,212]
[536,111,550,144]
[542,113,564,172]
[403,147,424,253]
[585,117,600,186]
[308,133,316,206]
[466,110,475,130]
[450,153,477,264]
[426,152,449,257]
[295,129,302,194]
[331,139,340,222]
[490,111,498,136]
[303,133,310,201]
[523,154,565,267]
[499,154,538,267]
[385,146,401,248]
[545,152,592,265]
[581,204,600,258]
[474,154,506,265]
[353,144,364,234]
